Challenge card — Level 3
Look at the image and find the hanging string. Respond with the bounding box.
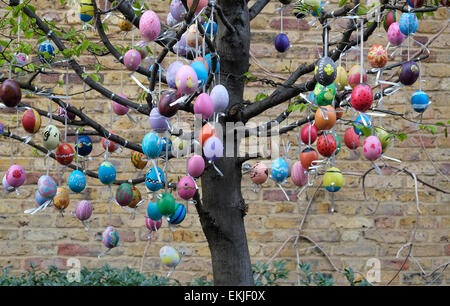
[280,4,284,34]
[64,64,69,142]
[360,18,364,84]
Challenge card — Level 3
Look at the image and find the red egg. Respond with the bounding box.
[199,123,216,145]
[351,84,373,112]
[158,91,180,117]
[347,65,367,88]
[300,124,318,145]
[344,128,360,150]
[300,147,318,170]
[22,109,41,134]
[0,79,21,107]
[102,131,119,153]
[55,143,75,165]
[317,134,337,157]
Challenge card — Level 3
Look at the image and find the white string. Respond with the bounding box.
[360,18,364,84]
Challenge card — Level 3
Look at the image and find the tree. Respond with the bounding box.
[0,0,448,285]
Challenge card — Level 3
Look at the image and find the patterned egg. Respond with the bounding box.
[102,226,119,249]
[118,16,133,31]
[186,24,202,47]
[374,127,391,153]
[160,245,180,268]
[173,34,189,56]
[6,164,26,188]
[37,175,57,199]
[323,167,343,192]
[68,170,86,193]
[115,183,133,206]
[54,187,70,210]
[368,44,388,68]
[199,123,217,145]
[169,203,186,225]
[407,0,425,8]
[75,200,92,221]
[139,10,161,41]
[102,131,119,153]
[314,105,336,130]
[79,0,94,22]
[145,167,164,192]
[301,123,318,145]
[3,175,15,193]
[300,147,318,170]
[250,162,268,185]
[128,186,142,208]
[210,85,229,113]
[15,53,29,67]
[351,83,373,112]
[411,90,430,113]
[175,65,198,95]
[75,135,93,156]
[203,20,218,36]
[167,61,184,89]
[55,143,75,165]
[98,161,116,185]
[142,132,163,159]
[271,158,289,183]
[147,201,163,220]
[399,60,420,86]
[0,79,21,107]
[157,193,176,216]
[194,93,214,120]
[344,127,360,150]
[158,90,180,117]
[314,57,337,86]
[274,33,290,53]
[112,95,129,115]
[167,13,178,27]
[149,108,169,133]
[203,136,223,161]
[388,22,406,46]
[188,155,205,178]
[335,66,348,91]
[190,61,208,87]
[145,216,162,231]
[205,53,220,74]
[362,135,382,161]
[58,106,76,120]
[35,190,47,206]
[347,65,367,88]
[170,0,186,21]
[38,41,55,64]
[22,109,41,134]
[314,82,336,106]
[177,176,196,200]
[399,12,418,36]
[317,134,337,157]
[291,161,307,187]
[42,125,60,151]
[383,10,398,32]
[124,49,141,71]
[333,133,342,155]
[130,151,147,169]
[353,113,372,136]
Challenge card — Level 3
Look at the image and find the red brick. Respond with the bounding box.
[118,230,136,242]
[40,73,60,83]
[263,189,298,201]
[57,243,92,256]
[269,18,310,31]
[445,244,450,256]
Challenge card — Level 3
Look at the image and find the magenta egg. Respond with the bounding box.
[6,165,26,188]
[187,155,205,178]
[112,94,129,116]
[124,49,141,71]
[139,10,161,42]
[388,22,406,46]
[175,65,198,95]
[194,93,214,120]
[363,136,382,161]
[210,85,229,113]
[291,161,307,187]
[76,200,92,221]
[145,217,162,232]
[177,176,196,200]
[250,162,268,185]
[149,107,169,133]
[167,61,184,89]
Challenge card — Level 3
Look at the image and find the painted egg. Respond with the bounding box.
[271,158,289,182]
[128,186,142,208]
[37,175,57,199]
[363,135,382,161]
[187,0,208,14]
[134,40,148,58]
[175,65,198,95]
[75,135,92,156]
[190,61,208,87]
[374,127,391,153]
[353,113,372,136]
[250,162,268,185]
[54,187,70,210]
[139,10,161,41]
[291,161,307,187]
[147,201,163,221]
[22,109,41,134]
[79,0,94,22]
[118,18,133,32]
[167,12,178,27]
[186,24,202,47]
[347,65,367,88]
[333,133,342,155]
[351,83,373,112]
[317,134,337,157]
[38,41,55,64]
[142,132,163,159]
[15,53,29,67]
[159,90,180,117]
[335,66,348,90]
[388,22,406,46]
[314,57,337,86]
[75,200,92,221]
[323,167,343,192]
[407,0,425,8]
[167,61,184,89]
[98,161,116,185]
[383,10,398,32]
[102,131,119,153]
[173,34,189,56]
[399,60,420,86]
[116,183,134,206]
[35,190,47,206]
[102,226,119,249]
[368,44,388,68]
[274,33,290,53]
[314,82,336,106]
[160,245,180,268]
[3,175,15,193]
[55,143,75,165]
[170,0,186,21]
[157,193,176,216]
[130,151,147,169]
[124,49,141,71]
[411,90,430,113]
[58,106,76,120]
[145,216,162,231]
[205,53,220,74]
[203,20,218,36]
[177,176,196,200]
[315,105,336,130]
[300,147,318,170]
[203,136,223,161]
[344,127,360,150]
[172,137,190,157]
[188,155,205,178]
[42,125,60,151]
[199,123,217,145]
[399,12,418,36]
[169,203,186,225]
[0,79,22,107]
[194,93,214,120]
[301,123,318,145]
[68,170,86,193]
[149,108,169,133]
[160,137,172,154]
[145,167,164,192]
[6,164,26,188]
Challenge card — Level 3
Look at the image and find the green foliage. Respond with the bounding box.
[254,92,268,102]
[298,262,334,286]
[343,267,371,286]
[252,260,289,286]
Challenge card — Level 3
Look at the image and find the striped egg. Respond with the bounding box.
[79,0,94,22]
[291,161,307,187]
[145,217,162,231]
[323,167,343,192]
[115,183,134,206]
[177,176,196,200]
[75,200,92,221]
[37,175,57,199]
[169,203,186,225]
[21,109,41,134]
[130,151,148,169]
[102,226,119,249]
[411,90,430,113]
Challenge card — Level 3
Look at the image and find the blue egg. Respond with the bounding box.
[169,203,186,225]
[160,137,173,155]
[274,33,290,53]
[271,158,289,183]
[353,113,372,136]
[68,170,86,193]
[399,12,418,36]
[190,61,208,87]
[411,90,429,113]
[203,21,218,36]
[35,190,47,206]
[145,167,165,192]
[38,41,55,64]
[205,53,219,74]
[98,161,116,185]
[147,201,163,221]
[142,132,163,159]
[75,135,93,156]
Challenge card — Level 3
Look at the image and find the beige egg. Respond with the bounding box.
[185,24,202,48]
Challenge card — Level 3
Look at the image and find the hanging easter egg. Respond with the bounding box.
[149,108,169,133]
[274,33,290,53]
[333,133,342,155]
[139,10,161,41]
[347,65,367,88]
[374,127,392,153]
[291,161,307,187]
[98,161,116,185]
[186,24,202,47]
[145,216,162,231]
[188,155,205,178]
[411,90,430,113]
[203,20,218,36]
[300,147,318,170]
[399,12,418,36]
[271,158,289,183]
[68,170,86,193]
[124,49,141,71]
[128,186,142,208]
[314,57,337,86]
[344,127,360,150]
[203,136,223,161]
[116,183,134,206]
[187,0,208,14]
[205,53,220,74]
[167,12,178,27]
[35,190,47,206]
[160,137,172,154]
[0,79,22,107]
[323,167,343,192]
[58,106,76,120]
[169,203,186,225]
[388,22,406,46]
[22,109,41,134]
[76,200,92,221]
[317,134,337,158]
[313,82,336,106]
[353,113,372,136]
[362,136,382,161]
[145,167,164,192]
[190,61,208,87]
[167,61,184,89]
[399,60,420,86]
[42,125,60,151]
[79,0,94,22]
[170,0,186,21]
[3,175,15,193]
[158,91,180,118]
[118,17,133,31]
[210,85,229,113]
[6,164,26,188]
[173,34,189,56]
[102,131,119,153]
[55,143,75,165]
[175,65,198,95]
[37,175,57,199]
[54,187,70,210]
[142,132,163,159]
[15,53,29,67]
[335,66,348,91]
[293,0,310,19]
[301,123,318,145]
[102,226,119,249]
[147,201,163,221]
[157,193,176,216]
[38,41,55,64]
[407,0,425,8]
[177,176,196,200]
[314,105,336,130]
[75,135,92,156]
[250,162,268,185]
[194,93,214,120]
[351,83,373,112]
[368,44,388,68]
[130,151,148,170]
[199,123,217,145]
[383,10,398,32]
[160,245,180,268]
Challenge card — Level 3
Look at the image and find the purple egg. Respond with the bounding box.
[58,106,76,120]
[275,33,290,53]
[124,49,141,71]
[173,34,188,56]
[399,60,420,86]
[149,108,169,133]
[76,200,92,221]
[194,93,214,120]
[170,0,186,22]
[6,164,26,188]
[166,13,178,27]
[203,136,223,161]
[112,94,129,116]
[167,61,184,89]
[210,84,229,113]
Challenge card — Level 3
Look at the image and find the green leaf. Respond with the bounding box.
[254,93,268,102]
[397,133,407,141]
[339,0,347,7]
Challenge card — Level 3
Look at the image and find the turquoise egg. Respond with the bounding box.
[142,132,162,159]
[169,203,186,225]
[145,167,164,192]
[353,113,372,136]
[68,170,86,193]
[271,158,289,183]
[98,161,116,185]
[411,90,429,113]
[190,61,208,87]
[147,201,163,221]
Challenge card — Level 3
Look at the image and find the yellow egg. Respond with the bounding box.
[118,18,133,31]
[54,187,70,210]
[335,66,348,91]
[323,167,343,192]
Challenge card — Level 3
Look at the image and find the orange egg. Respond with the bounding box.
[314,105,336,130]
[199,123,217,145]
[300,148,318,170]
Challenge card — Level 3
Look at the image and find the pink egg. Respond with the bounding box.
[6,165,26,188]
[388,22,406,46]
[250,163,268,185]
[112,94,129,116]
[2,175,15,192]
[124,49,141,71]
[177,176,196,200]
[363,136,382,161]
[187,155,205,178]
[76,200,92,221]
[291,161,307,187]
[194,93,214,120]
[139,10,161,42]
[37,175,57,199]
[145,217,162,231]
[175,65,198,94]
